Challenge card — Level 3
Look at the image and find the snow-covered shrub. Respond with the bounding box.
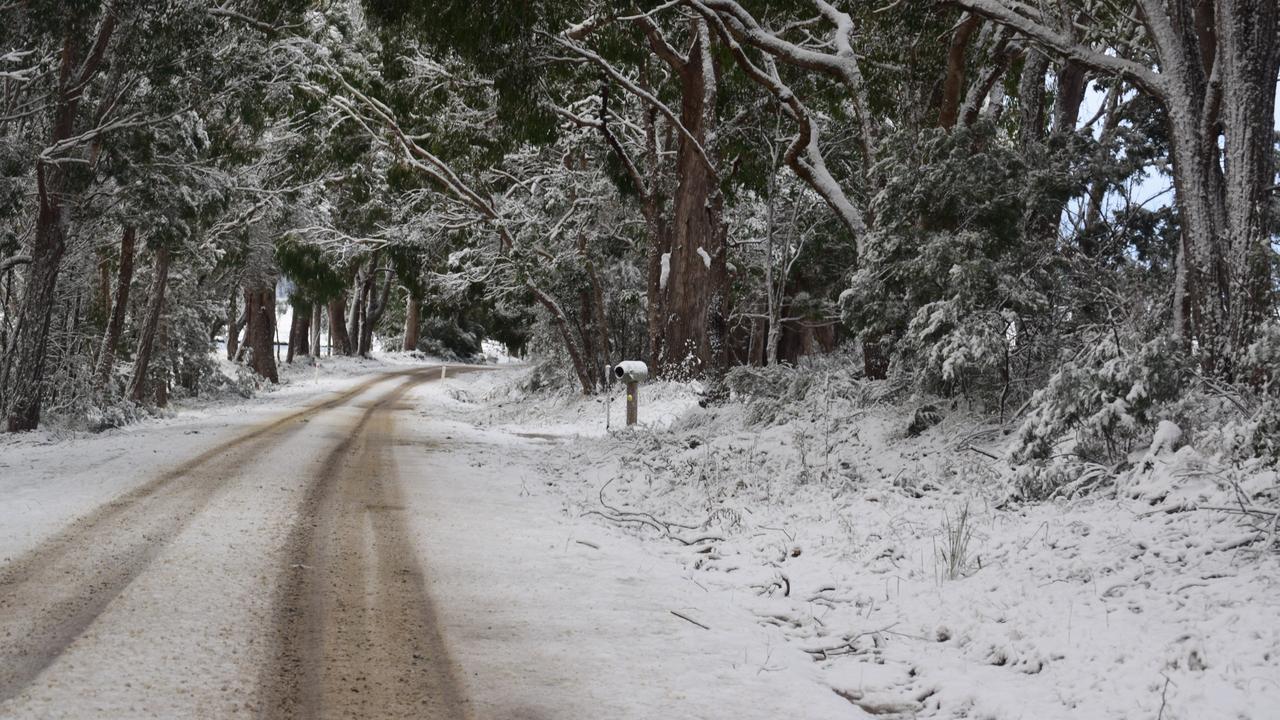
[82,398,152,432]
[1241,322,1280,394]
[724,354,871,427]
[1237,401,1280,465]
[1175,323,1280,466]
[1011,336,1186,497]
[841,123,1082,407]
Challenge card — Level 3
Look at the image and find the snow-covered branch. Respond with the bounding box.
[947,0,1166,98]
[691,4,866,255]
[552,35,720,182]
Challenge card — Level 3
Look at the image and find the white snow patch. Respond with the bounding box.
[659,252,671,290]
[435,365,1280,720]
[697,246,711,269]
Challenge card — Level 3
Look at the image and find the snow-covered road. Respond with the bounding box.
[0,366,854,719]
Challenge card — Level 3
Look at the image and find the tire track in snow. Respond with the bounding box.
[259,371,474,720]
[0,368,433,702]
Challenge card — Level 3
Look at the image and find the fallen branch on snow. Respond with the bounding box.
[583,478,723,546]
[670,610,710,630]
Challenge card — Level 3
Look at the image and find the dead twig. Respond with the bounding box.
[1157,674,1172,720]
[583,478,721,546]
[965,445,1000,461]
[670,610,710,630]
[803,623,899,661]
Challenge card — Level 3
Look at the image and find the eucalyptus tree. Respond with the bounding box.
[950,0,1280,378]
[364,1,766,382]
[0,0,309,430]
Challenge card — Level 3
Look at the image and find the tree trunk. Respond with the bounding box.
[245,283,279,383]
[226,288,240,360]
[1166,0,1279,375]
[95,226,137,389]
[4,15,118,431]
[286,301,309,363]
[328,297,350,356]
[128,247,172,404]
[663,20,724,379]
[3,117,71,430]
[1052,59,1089,133]
[359,264,391,357]
[403,289,420,351]
[529,283,595,394]
[300,308,311,357]
[309,302,323,359]
[347,270,367,355]
[940,13,982,128]
[5,215,66,431]
[1018,49,1050,145]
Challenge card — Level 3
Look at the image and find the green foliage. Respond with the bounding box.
[364,0,586,144]
[276,240,349,304]
[842,122,1080,400]
[1013,336,1186,467]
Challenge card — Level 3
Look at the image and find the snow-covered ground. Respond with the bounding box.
[0,354,439,564]
[439,366,1280,720]
[0,357,856,718]
[3,356,1275,718]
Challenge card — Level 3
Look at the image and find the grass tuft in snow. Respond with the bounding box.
[936,501,975,581]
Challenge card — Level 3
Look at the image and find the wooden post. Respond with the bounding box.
[626,381,638,426]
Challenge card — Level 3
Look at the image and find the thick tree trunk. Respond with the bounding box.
[244,284,279,383]
[299,311,311,357]
[663,21,724,379]
[328,297,350,356]
[940,13,982,128]
[4,10,119,431]
[402,290,420,351]
[359,265,391,357]
[285,302,310,363]
[1052,59,1089,133]
[95,226,136,389]
[1167,0,1279,375]
[128,247,171,404]
[1018,50,1050,144]
[5,186,69,431]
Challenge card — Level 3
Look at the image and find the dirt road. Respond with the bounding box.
[0,365,860,720]
[0,368,471,718]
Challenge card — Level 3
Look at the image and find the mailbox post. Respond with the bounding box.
[612,361,649,427]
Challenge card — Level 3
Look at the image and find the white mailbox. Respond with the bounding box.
[613,361,650,384]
